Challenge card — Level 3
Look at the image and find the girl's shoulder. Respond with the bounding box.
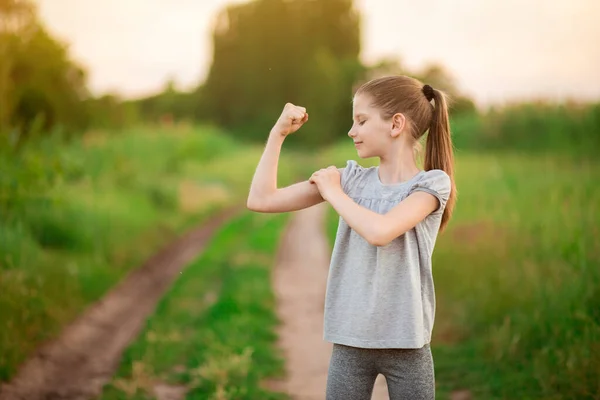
[338,159,369,193]
[409,169,452,212]
[413,169,451,191]
[338,159,365,174]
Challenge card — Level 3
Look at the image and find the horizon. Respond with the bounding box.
[37,0,600,107]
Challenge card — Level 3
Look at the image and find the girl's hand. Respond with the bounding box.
[309,166,342,201]
[272,103,309,137]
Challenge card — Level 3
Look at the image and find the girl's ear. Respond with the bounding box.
[391,113,406,138]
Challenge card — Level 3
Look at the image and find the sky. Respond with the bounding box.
[37,0,600,107]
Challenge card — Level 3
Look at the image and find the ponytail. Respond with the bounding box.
[424,88,456,232]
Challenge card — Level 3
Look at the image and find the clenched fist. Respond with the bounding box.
[272,103,309,136]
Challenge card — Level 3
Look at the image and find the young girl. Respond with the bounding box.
[247,75,456,400]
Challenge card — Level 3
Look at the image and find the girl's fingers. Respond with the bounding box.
[290,114,305,123]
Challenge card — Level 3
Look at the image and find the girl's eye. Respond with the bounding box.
[359,120,366,126]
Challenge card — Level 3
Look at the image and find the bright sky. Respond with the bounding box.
[37,0,600,107]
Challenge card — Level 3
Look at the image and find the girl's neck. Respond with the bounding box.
[378,145,420,185]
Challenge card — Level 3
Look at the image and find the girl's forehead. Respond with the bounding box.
[352,94,375,113]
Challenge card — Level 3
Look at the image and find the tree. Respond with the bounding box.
[200,0,363,147]
[0,0,90,142]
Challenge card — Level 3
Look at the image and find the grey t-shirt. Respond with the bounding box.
[324,160,451,349]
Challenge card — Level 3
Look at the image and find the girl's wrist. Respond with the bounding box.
[267,129,286,148]
[270,124,289,138]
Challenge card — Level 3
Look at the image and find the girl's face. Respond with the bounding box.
[348,94,393,159]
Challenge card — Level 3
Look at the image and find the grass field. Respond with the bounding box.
[98,140,600,399]
[0,124,303,381]
[3,122,599,399]
[100,210,291,400]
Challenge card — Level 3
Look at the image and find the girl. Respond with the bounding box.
[247,75,456,400]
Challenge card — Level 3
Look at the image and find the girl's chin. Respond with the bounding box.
[355,147,368,158]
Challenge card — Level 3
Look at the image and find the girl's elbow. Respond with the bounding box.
[370,237,388,247]
[368,231,387,247]
[246,197,264,212]
[247,197,277,213]
[370,229,404,247]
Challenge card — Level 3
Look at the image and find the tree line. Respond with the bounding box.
[0,0,475,147]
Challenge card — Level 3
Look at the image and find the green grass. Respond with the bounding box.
[100,211,291,400]
[322,151,599,399]
[450,102,600,155]
[0,124,303,382]
[6,118,598,399]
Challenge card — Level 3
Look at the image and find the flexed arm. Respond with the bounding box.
[247,103,326,213]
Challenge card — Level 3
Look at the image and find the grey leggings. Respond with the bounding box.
[326,343,435,400]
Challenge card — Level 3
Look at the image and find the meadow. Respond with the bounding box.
[0,124,301,381]
[2,104,599,399]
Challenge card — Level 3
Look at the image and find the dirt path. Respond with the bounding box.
[268,203,389,399]
[0,205,243,400]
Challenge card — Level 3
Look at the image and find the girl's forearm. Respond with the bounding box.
[326,189,383,246]
[247,128,286,204]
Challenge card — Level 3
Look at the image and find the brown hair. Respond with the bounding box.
[355,75,456,232]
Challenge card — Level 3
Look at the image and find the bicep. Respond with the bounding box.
[248,179,325,213]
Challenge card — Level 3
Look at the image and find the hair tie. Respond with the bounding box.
[422,84,435,102]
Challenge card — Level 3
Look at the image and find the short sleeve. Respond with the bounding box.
[410,169,451,212]
[338,160,362,194]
